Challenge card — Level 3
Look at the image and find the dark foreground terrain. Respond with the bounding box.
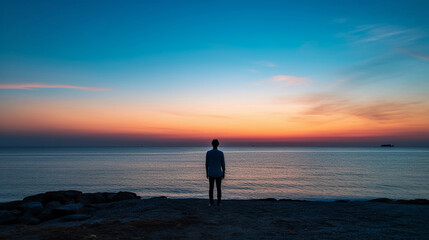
[1,191,428,239]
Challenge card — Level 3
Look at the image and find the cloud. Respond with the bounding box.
[247,68,259,73]
[0,84,111,91]
[334,22,427,86]
[334,51,420,87]
[284,94,424,122]
[339,24,423,46]
[400,49,429,62]
[333,18,347,23]
[357,25,408,42]
[268,75,306,85]
[257,61,277,67]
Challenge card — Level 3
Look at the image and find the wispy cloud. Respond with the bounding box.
[268,75,306,86]
[357,25,408,42]
[247,68,260,73]
[283,94,424,122]
[334,22,427,86]
[257,61,277,67]
[339,24,423,46]
[0,84,111,91]
[333,18,347,23]
[333,50,425,87]
[400,49,429,62]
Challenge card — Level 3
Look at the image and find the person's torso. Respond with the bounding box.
[207,149,223,177]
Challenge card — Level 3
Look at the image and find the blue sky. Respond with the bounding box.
[1,0,429,146]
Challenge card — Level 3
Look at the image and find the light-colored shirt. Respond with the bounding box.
[205,148,225,177]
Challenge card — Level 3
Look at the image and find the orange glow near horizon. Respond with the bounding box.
[1,96,428,143]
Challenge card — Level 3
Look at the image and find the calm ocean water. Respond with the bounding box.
[0,147,428,202]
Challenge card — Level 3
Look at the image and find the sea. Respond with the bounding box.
[0,147,428,202]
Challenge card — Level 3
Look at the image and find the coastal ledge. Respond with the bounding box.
[1,191,429,239]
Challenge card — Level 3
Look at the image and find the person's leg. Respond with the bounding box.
[216,177,222,205]
[209,177,215,205]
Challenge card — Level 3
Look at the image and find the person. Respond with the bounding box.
[205,139,225,206]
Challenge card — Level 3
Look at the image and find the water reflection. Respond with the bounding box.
[0,147,428,202]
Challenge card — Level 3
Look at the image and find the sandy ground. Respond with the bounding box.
[1,198,428,240]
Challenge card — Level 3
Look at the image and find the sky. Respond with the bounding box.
[1,0,428,147]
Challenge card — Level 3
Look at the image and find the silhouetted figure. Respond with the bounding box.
[206,139,225,206]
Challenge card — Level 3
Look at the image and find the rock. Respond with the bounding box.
[53,203,84,216]
[20,201,43,215]
[0,200,23,211]
[23,193,45,202]
[20,201,43,209]
[397,199,429,205]
[57,190,83,201]
[61,214,92,222]
[46,201,61,209]
[24,191,82,204]
[150,196,168,200]
[81,205,99,214]
[41,190,82,205]
[0,210,19,224]
[18,214,40,225]
[278,199,309,202]
[369,198,393,203]
[102,192,116,202]
[78,193,106,204]
[38,209,57,221]
[111,192,140,202]
[87,234,97,240]
[10,210,21,215]
[257,198,277,201]
[43,192,70,204]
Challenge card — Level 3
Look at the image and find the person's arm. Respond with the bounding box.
[221,152,225,179]
[205,152,209,179]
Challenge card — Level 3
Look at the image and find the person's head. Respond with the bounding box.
[211,139,219,148]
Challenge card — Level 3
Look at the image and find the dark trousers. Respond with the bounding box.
[209,177,222,204]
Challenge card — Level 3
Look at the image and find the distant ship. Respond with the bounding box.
[381,144,394,147]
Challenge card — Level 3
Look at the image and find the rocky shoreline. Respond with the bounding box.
[1,191,429,239]
[0,190,141,225]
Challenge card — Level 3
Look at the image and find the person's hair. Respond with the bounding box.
[211,139,219,147]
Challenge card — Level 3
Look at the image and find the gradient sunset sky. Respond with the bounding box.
[1,0,428,146]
